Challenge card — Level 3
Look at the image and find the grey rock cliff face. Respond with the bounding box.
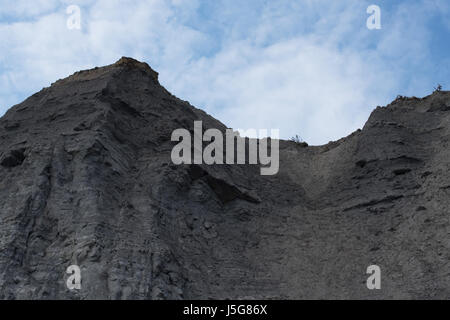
[0,57,449,299]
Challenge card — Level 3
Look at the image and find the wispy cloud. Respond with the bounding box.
[0,0,448,144]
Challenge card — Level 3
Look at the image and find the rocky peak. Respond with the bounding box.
[0,58,448,299]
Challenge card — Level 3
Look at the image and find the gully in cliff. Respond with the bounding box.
[171,121,279,175]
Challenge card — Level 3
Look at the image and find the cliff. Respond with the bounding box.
[0,58,448,299]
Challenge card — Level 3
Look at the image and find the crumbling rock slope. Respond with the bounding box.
[0,57,449,299]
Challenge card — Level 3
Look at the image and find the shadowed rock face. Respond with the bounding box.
[0,57,449,299]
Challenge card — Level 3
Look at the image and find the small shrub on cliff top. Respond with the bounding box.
[434,84,442,92]
[290,134,308,147]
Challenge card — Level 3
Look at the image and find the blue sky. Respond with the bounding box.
[0,0,449,145]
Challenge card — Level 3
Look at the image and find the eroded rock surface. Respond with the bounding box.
[0,58,449,299]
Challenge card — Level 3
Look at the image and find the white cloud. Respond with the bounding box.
[0,0,443,144]
[0,0,60,19]
[166,38,398,145]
